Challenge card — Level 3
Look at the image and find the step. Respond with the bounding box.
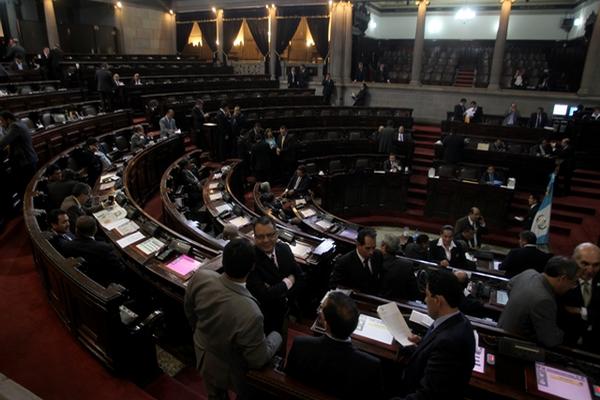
[414,148,434,157]
[145,374,204,400]
[570,177,600,190]
[574,169,600,180]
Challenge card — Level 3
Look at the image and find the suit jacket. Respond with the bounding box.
[523,203,540,230]
[0,120,38,168]
[60,195,86,233]
[380,254,419,300]
[288,72,300,88]
[428,240,471,270]
[286,335,384,400]
[191,106,206,131]
[529,112,549,128]
[159,116,177,138]
[277,133,297,164]
[286,175,311,196]
[322,78,334,98]
[251,140,272,174]
[377,127,396,154]
[10,61,27,72]
[95,69,114,93]
[247,242,305,333]
[453,104,466,121]
[499,245,552,278]
[480,171,503,185]
[47,230,76,255]
[442,134,465,164]
[558,277,600,348]
[399,313,475,400]
[47,179,78,209]
[383,159,401,172]
[471,106,483,123]
[353,88,367,106]
[130,133,148,152]
[454,216,487,248]
[404,243,428,261]
[62,237,124,286]
[184,270,282,393]
[498,269,564,347]
[354,69,366,82]
[329,249,383,294]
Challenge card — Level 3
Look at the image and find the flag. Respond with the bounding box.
[531,172,555,245]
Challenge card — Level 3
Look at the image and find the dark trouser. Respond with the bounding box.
[99,91,112,112]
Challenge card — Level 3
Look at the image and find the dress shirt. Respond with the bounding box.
[436,238,456,261]
[468,216,484,247]
[355,249,373,274]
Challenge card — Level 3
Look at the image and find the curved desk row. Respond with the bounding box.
[441,120,559,143]
[31,110,133,165]
[62,54,206,62]
[2,88,89,113]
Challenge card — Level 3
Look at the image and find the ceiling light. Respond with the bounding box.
[116,1,122,9]
[455,7,476,21]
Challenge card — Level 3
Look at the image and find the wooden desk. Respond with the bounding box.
[441,120,559,143]
[425,177,514,227]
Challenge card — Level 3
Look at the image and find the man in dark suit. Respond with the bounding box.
[428,225,471,270]
[353,62,366,82]
[442,131,465,164]
[250,134,273,182]
[453,225,476,251]
[46,166,78,209]
[479,165,504,185]
[498,256,578,347]
[454,271,488,318]
[453,98,467,121]
[247,217,305,334]
[287,67,300,88]
[286,292,384,400]
[184,239,282,399]
[48,45,64,81]
[405,234,430,261]
[352,83,368,106]
[191,99,208,148]
[282,165,311,198]
[499,231,552,278]
[454,207,488,248]
[529,107,549,128]
[159,109,178,138]
[383,153,401,173]
[396,126,414,172]
[62,216,125,287]
[380,234,419,301]
[376,120,396,154]
[95,63,114,112]
[465,101,483,123]
[329,228,383,294]
[397,269,475,400]
[5,38,26,61]
[47,209,76,254]
[276,125,296,180]
[517,193,541,230]
[298,65,309,88]
[321,73,335,105]
[214,103,231,161]
[60,183,93,233]
[557,138,575,195]
[559,243,600,350]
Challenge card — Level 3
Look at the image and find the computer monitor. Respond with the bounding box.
[552,104,568,116]
[568,105,579,117]
[535,362,592,400]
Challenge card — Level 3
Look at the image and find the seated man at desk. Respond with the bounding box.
[286,292,384,400]
[383,153,401,173]
[247,217,305,334]
[404,234,430,261]
[329,227,383,294]
[479,165,503,185]
[428,225,471,270]
[62,216,125,287]
[282,165,311,198]
[46,209,75,254]
[498,256,578,348]
[184,239,282,400]
[454,207,487,249]
[454,271,488,319]
[559,243,600,350]
[159,108,177,138]
[130,124,150,152]
[499,231,552,278]
[397,269,475,400]
[454,225,476,251]
[60,183,100,233]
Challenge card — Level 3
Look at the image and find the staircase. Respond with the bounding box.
[348,125,600,256]
[454,69,475,87]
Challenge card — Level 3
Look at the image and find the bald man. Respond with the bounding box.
[559,243,600,350]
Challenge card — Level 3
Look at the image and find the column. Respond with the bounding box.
[329,1,351,83]
[268,6,277,80]
[410,0,428,86]
[43,0,60,47]
[578,8,600,96]
[5,0,19,41]
[488,0,513,90]
[216,9,224,64]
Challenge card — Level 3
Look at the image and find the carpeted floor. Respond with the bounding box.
[0,217,154,400]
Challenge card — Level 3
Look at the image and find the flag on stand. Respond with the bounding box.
[531,172,556,246]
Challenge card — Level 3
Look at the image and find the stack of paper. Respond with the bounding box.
[93,205,128,230]
[315,219,333,230]
[409,310,434,328]
[136,237,166,255]
[353,314,394,345]
[116,231,146,248]
[376,302,415,347]
[115,220,140,236]
[229,216,250,228]
[215,203,232,214]
[300,207,316,219]
[209,192,223,201]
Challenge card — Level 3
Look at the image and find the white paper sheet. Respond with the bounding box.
[209,192,223,201]
[115,220,140,236]
[473,347,486,374]
[208,182,219,189]
[536,363,592,400]
[300,207,316,218]
[136,237,166,255]
[353,314,394,345]
[116,231,146,248]
[229,216,250,228]
[409,310,434,328]
[215,203,232,214]
[315,219,333,230]
[93,205,127,229]
[376,302,414,347]
[99,181,116,191]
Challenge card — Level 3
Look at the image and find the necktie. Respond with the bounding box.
[423,324,435,340]
[271,253,278,268]
[364,258,372,275]
[582,281,592,307]
[536,114,541,128]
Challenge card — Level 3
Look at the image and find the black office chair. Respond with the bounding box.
[327,131,340,141]
[305,163,317,175]
[355,158,370,170]
[348,131,361,141]
[42,113,53,127]
[115,135,130,151]
[459,167,480,182]
[84,106,97,116]
[329,160,344,174]
[438,165,456,178]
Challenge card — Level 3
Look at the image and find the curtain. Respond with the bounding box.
[199,21,217,52]
[176,23,193,53]
[276,17,300,55]
[246,18,269,56]
[307,17,329,59]
[223,20,243,56]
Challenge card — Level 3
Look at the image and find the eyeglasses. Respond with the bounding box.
[255,231,277,241]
